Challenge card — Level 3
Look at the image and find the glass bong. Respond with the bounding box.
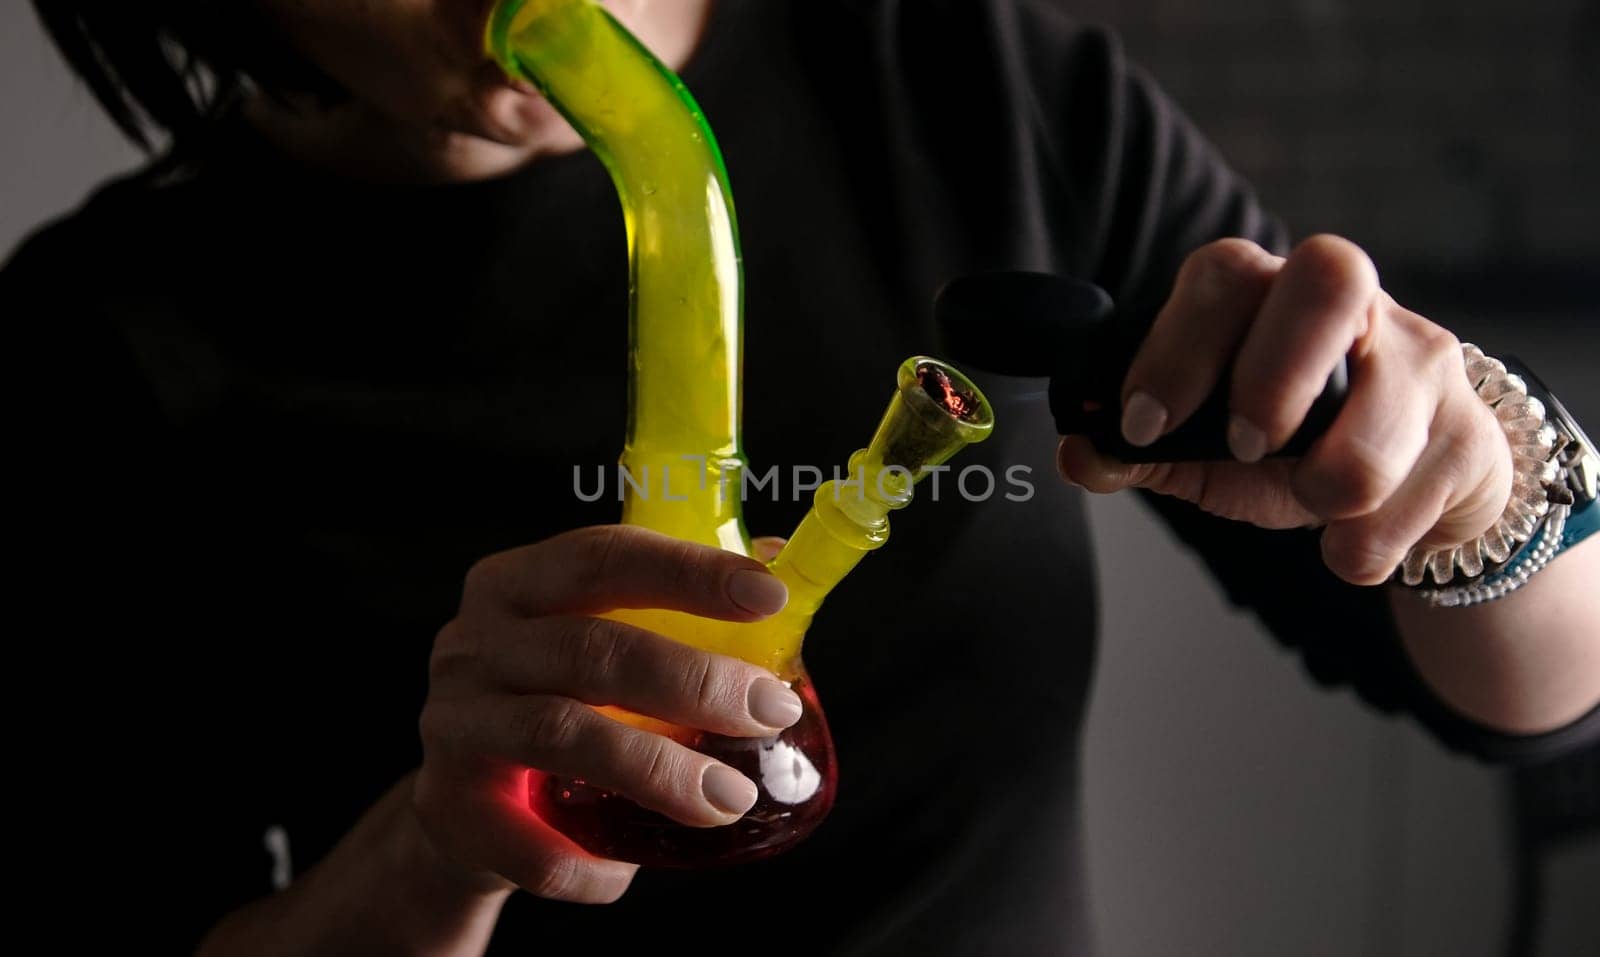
[486,0,994,867]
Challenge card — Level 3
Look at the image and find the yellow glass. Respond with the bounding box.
[487,0,993,866]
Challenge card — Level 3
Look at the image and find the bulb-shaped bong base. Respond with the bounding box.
[529,672,836,867]
[531,358,993,868]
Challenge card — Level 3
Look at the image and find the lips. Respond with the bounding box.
[475,57,538,97]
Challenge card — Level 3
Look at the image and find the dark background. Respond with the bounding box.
[3,2,1595,955]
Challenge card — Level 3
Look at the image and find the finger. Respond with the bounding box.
[413,768,638,904]
[430,694,759,827]
[469,615,804,735]
[1289,306,1435,520]
[1121,239,1282,445]
[1057,435,1315,527]
[491,787,639,903]
[1320,401,1514,585]
[465,525,788,621]
[751,536,786,563]
[1229,235,1380,462]
[1056,435,1158,493]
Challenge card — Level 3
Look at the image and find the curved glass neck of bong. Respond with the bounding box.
[488,0,749,553]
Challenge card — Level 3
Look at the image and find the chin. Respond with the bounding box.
[460,84,577,148]
[425,88,585,181]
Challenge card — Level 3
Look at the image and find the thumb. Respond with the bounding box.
[1056,435,1317,529]
[1055,435,1157,493]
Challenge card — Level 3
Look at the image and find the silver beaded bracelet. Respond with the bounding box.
[1398,344,1595,607]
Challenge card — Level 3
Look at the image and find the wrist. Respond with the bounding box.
[375,773,514,954]
[1399,346,1594,605]
[197,771,512,957]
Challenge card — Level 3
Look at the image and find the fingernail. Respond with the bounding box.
[1228,415,1268,463]
[728,569,788,616]
[702,765,758,815]
[748,678,803,729]
[1121,391,1168,447]
[751,537,786,563]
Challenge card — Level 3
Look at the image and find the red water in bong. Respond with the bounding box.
[530,680,837,868]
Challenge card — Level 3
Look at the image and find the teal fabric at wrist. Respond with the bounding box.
[1562,497,1598,553]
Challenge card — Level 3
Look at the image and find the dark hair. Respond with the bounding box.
[31,1,341,151]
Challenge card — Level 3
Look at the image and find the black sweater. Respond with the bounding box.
[8,1,1596,952]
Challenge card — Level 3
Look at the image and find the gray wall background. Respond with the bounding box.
[4,3,1595,956]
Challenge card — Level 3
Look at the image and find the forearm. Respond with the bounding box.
[198,773,511,957]
[1389,535,1600,736]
